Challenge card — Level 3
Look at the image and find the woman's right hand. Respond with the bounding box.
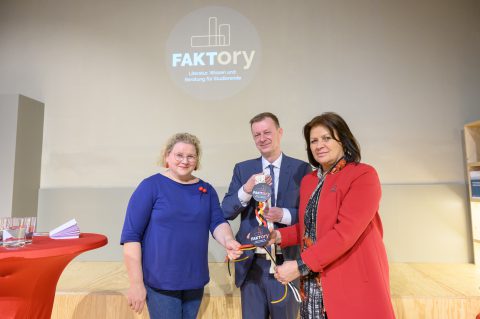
[267,229,281,246]
[127,282,147,314]
[225,238,243,260]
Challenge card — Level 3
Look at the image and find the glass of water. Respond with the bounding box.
[0,217,11,246]
[24,217,37,244]
[3,217,26,248]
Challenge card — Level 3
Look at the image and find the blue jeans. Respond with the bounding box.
[145,285,204,319]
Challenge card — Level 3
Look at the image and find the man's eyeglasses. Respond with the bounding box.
[173,153,197,163]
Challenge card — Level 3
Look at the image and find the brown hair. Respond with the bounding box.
[303,112,361,168]
[249,112,280,128]
[159,132,201,170]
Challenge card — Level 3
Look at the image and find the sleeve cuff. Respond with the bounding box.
[280,208,292,225]
[238,186,252,207]
[301,248,323,273]
[296,257,311,276]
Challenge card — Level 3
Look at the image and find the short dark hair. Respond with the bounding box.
[249,112,280,128]
[303,112,361,168]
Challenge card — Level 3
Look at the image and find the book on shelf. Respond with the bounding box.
[471,171,480,199]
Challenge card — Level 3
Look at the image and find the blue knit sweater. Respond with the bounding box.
[120,173,226,290]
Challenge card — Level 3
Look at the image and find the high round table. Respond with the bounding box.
[0,233,108,319]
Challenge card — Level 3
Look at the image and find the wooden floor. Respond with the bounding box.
[52,262,480,319]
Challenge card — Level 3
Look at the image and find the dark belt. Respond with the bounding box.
[255,253,283,260]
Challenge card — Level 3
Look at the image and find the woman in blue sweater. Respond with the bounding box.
[121,133,242,319]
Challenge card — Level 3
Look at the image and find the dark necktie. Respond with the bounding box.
[268,164,276,207]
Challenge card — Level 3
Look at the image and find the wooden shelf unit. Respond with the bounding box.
[467,162,480,169]
[464,120,480,263]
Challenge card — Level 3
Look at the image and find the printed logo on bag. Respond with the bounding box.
[249,225,270,247]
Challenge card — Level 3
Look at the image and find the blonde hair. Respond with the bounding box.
[159,133,201,170]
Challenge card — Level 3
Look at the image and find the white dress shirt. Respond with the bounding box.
[237,153,292,225]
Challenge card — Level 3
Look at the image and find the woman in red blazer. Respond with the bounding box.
[271,112,395,319]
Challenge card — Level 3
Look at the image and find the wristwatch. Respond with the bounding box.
[296,257,311,276]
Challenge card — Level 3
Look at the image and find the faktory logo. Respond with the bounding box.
[191,16,231,47]
[249,225,270,247]
[172,17,255,70]
[166,6,262,100]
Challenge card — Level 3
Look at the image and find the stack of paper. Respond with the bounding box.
[49,219,80,239]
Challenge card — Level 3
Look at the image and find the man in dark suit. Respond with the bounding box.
[222,112,311,319]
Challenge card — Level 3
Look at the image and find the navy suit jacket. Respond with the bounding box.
[222,154,311,287]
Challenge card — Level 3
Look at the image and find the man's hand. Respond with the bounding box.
[267,229,281,246]
[264,207,283,222]
[243,173,272,194]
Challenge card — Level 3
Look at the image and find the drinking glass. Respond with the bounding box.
[24,217,37,244]
[3,217,26,248]
[0,217,12,246]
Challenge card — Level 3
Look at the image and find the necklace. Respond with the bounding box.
[318,157,346,178]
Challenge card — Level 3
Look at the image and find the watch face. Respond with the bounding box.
[252,182,271,202]
[248,225,270,247]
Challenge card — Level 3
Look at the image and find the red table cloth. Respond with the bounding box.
[0,233,108,319]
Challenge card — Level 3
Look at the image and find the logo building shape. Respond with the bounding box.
[166,6,262,100]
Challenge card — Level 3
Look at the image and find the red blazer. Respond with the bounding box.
[279,163,395,319]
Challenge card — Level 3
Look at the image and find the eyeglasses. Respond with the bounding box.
[173,153,197,163]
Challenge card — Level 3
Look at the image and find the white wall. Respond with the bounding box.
[0,95,19,217]
[36,184,471,262]
[1,0,479,261]
[0,95,44,218]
